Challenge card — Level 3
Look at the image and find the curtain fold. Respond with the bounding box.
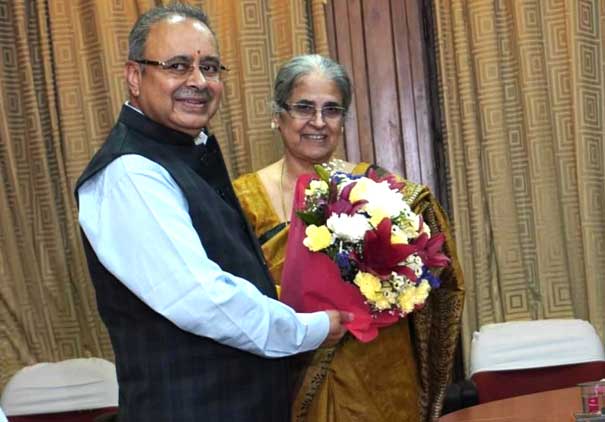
[433,0,605,370]
[0,0,328,389]
[0,1,114,387]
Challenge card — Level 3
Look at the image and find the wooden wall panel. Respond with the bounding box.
[392,0,421,179]
[363,1,405,175]
[404,0,436,187]
[325,0,438,192]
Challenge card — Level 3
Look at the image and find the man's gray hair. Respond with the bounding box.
[128,3,214,61]
[273,54,352,112]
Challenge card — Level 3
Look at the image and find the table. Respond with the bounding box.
[440,386,583,421]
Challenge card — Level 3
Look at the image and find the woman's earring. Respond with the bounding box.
[271,121,277,130]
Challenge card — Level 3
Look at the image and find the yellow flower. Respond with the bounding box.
[354,271,382,302]
[349,178,374,202]
[390,225,409,244]
[369,209,389,228]
[415,280,431,302]
[374,297,392,310]
[398,289,416,314]
[398,280,431,314]
[303,225,333,252]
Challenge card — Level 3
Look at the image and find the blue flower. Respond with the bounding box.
[331,171,362,184]
[421,267,441,289]
[335,251,351,271]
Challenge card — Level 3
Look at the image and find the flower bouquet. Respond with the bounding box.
[280,166,449,342]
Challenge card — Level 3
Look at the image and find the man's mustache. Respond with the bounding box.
[174,88,212,101]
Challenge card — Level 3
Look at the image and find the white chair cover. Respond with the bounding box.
[470,319,605,376]
[0,358,118,416]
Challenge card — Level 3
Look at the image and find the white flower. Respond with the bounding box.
[326,213,371,242]
[391,273,411,291]
[396,206,423,239]
[398,253,423,276]
[392,278,405,290]
[349,178,407,219]
[381,287,398,304]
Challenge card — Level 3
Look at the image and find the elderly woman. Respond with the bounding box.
[233,54,464,422]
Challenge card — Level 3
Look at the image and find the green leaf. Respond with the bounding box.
[296,211,324,226]
[314,164,331,182]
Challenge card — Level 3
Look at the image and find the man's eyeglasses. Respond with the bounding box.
[281,103,346,121]
[134,58,228,80]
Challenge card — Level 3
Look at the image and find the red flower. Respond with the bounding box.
[326,180,367,216]
[352,219,417,279]
[414,232,450,268]
[367,168,406,191]
[327,198,367,216]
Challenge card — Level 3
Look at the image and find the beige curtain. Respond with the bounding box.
[0,0,328,389]
[205,0,330,173]
[433,0,605,370]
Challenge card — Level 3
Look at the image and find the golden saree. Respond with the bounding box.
[233,163,464,422]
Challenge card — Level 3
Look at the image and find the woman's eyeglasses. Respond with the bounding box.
[134,57,228,80]
[281,103,346,121]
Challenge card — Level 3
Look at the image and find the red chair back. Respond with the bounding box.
[7,407,117,422]
[471,361,605,403]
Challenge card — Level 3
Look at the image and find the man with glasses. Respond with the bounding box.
[75,4,351,422]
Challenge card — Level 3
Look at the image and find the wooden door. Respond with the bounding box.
[325,0,442,199]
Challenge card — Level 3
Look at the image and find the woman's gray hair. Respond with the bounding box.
[273,54,352,112]
[128,3,214,61]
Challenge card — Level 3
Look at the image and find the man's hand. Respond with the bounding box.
[320,310,354,348]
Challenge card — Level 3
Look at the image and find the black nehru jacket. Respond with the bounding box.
[75,106,291,422]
